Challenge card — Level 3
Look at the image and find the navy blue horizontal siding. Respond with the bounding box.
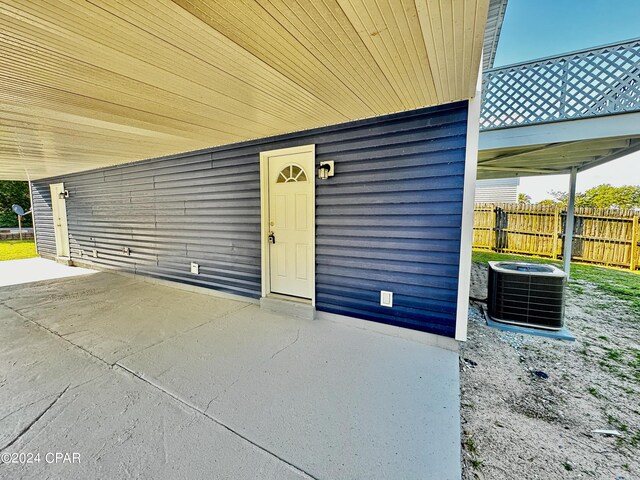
[31,184,55,258]
[32,100,468,337]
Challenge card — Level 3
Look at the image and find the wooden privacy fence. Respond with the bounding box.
[473,203,640,271]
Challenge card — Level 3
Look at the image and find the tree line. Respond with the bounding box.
[0,181,33,227]
[518,184,640,210]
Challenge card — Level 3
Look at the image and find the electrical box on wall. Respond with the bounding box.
[191,262,200,274]
[380,291,393,307]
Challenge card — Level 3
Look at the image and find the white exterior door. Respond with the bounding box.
[49,183,70,258]
[264,147,315,299]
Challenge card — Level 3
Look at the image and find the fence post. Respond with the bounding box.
[631,215,639,271]
[552,205,560,259]
[563,167,578,276]
[491,204,497,251]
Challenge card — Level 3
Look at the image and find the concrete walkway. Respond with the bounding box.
[0,257,95,287]
[0,267,461,479]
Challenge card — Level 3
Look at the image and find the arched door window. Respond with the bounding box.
[277,164,307,183]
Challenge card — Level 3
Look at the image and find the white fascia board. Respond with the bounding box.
[479,112,640,151]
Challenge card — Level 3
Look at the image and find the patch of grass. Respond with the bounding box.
[607,415,629,433]
[588,387,601,398]
[612,430,640,450]
[573,267,640,317]
[599,360,629,381]
[629,350,640,368]
[599,360,614,371]
[472,251,640,317]
[461,402,476,410]
[569,283,585,294]
[605,348,624,363]
[463,433,483,471]
[597,335,609,341]
[0,240,36,261]
[630,351,640,383]
[563,462,573,471]
[599,348,640,385]
[465,437,477,454]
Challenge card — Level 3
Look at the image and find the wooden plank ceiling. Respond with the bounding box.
[0,0,490,180]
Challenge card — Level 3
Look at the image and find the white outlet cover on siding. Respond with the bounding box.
[191,262,199,275]
[380,291,393,307]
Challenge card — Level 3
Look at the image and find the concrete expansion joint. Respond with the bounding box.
[112,364,319,480]
[0,301,114,369]
[0,385,69,452]
[0,376,101,433]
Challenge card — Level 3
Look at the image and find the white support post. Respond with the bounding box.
[455,71,482,342]
[563,167,577,277]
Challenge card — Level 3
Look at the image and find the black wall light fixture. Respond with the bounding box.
[318,161,334,180]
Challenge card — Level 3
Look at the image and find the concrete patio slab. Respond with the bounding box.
[121,306,461,480]
[0,359,307,480]
[0,258,95,287]
[0,271,461,479]
[0,272,249,364]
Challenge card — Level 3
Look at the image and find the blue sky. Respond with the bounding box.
[494,0,640,67]
[489,0,640,200]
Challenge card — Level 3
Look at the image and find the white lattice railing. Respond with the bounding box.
[480,38,640,130]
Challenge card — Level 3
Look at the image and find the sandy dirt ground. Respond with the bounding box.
[461,262,639,479]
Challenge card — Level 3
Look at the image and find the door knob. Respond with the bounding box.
[268,231,276,244]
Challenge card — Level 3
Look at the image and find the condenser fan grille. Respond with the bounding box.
[488,262,567,330]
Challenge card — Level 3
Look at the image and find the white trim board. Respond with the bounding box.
[455,89,482,341]
[259,144,316,306]
[28,180,38,255]
[49,182,70,259]
[479,111,640,151]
